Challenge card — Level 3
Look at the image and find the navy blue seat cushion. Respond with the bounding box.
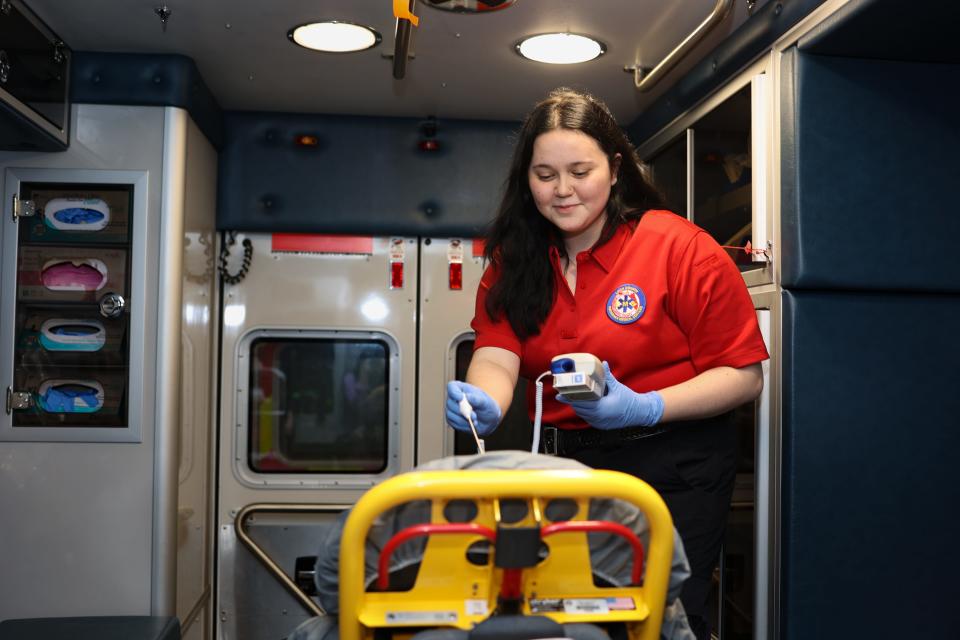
[781,290,960,637]
[0,616,180,640]
[780,49,960,292]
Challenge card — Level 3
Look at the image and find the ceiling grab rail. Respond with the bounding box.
[393,0,419,79]
[631,0,734,92]
[234,503,344,617]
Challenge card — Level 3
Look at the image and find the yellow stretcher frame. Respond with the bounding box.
[339,468,674,640]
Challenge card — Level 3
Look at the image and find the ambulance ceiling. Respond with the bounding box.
[24,0,770,123]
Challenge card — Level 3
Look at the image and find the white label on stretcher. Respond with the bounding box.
[384,610,458,624]
[563,598,610,615]
[465,599,489,616]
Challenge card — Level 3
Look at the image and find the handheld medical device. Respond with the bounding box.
[550,353,606,401]
[530,352,606,454]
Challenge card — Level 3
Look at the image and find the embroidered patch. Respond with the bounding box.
[606,284,646,324]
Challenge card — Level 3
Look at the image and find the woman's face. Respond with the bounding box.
[528,128,620,245]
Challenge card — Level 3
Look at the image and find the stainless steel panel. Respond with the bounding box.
[218,512,342,640]
[0,104,167,618]
[415,237,486,464]
[216,234,419,639]
[176,112,218,638]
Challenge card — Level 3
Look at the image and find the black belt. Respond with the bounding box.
[541,424,670,456]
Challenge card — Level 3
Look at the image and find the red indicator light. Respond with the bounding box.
[449,262,463,290]
[391,262,404,289]
[418,139,440,152]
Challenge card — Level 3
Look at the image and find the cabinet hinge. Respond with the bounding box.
[12,194,36,221]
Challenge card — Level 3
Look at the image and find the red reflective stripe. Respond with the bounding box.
[391,262,404,288]
[449,262,463,290]
[377,523,497,590]
[542,520,645,585]
[271,233,373,254]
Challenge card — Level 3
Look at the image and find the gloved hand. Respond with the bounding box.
[445,381,502,436]
[556,361,664,430]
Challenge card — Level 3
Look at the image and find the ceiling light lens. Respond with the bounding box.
[517,33,605,64]
[290,22,380,53]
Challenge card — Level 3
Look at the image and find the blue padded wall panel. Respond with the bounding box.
[781,290,960,639]
[72,52,223,148]
[217,112,517,236]
[780,50,960,291]
[799,0,960,64]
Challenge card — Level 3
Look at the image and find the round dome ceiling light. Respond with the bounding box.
[288,21,382,53]
[422,0,518,12]
[515,33,606,65]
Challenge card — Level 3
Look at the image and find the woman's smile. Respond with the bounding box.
[528,129,620,249]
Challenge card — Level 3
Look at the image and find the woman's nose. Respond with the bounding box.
[555,176,574,197]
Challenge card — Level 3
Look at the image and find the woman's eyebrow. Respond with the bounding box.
[530,160,595,169]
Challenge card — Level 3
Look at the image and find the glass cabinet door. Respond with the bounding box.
[647,132,689,218]
[692,85,759,273]
[9,182,133,429]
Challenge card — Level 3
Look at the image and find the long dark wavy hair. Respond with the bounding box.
[484,88,667,339]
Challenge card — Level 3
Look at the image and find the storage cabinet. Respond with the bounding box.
[2,170,147,441]
[0,0,71,150]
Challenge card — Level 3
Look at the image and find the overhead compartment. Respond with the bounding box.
[0,0,70,150]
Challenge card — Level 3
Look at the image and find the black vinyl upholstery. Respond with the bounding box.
[407,616,611,640]
[0,616,180,640]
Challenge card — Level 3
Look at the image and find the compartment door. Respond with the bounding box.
[416,237,532,464]
[216,233,418,640]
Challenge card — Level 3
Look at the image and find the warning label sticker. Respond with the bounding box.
[385,611,458,624]
[529,597,636,615]
[465,599,489,616]
[563,599,610,615]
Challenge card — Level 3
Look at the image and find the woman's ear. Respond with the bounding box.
[610,153,622,185]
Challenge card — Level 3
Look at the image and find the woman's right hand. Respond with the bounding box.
[445,381,502,436]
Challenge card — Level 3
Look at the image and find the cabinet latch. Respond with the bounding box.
[6,387,33,414]
[12,194,36,221]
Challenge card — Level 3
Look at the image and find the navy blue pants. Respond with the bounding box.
[569,413,737,640]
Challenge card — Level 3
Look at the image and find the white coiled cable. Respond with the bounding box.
[530,370,552,454]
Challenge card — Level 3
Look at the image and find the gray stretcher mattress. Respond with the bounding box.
[288,451,695,640]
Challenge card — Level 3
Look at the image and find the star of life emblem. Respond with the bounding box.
[605,284,646,324]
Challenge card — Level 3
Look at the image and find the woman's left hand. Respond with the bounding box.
[556,361,664,430]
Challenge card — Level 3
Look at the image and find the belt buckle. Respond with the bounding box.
[542,426,559,456]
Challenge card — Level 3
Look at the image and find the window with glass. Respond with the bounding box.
[452,339,531,454]
[247,337,390,473]
[647,133,687,217]
[692,85,759,273]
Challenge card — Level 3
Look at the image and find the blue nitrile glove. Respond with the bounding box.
[445,381,502,436]
[556,361,664,430]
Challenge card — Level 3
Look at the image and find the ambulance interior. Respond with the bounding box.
[1,1,958,640]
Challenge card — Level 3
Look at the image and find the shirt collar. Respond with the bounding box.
[548,222,633,273]
[589,222,632,273]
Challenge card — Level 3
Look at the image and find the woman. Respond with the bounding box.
[445,88,768,639]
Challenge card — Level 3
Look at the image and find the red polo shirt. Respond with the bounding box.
[471,210,769,430]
